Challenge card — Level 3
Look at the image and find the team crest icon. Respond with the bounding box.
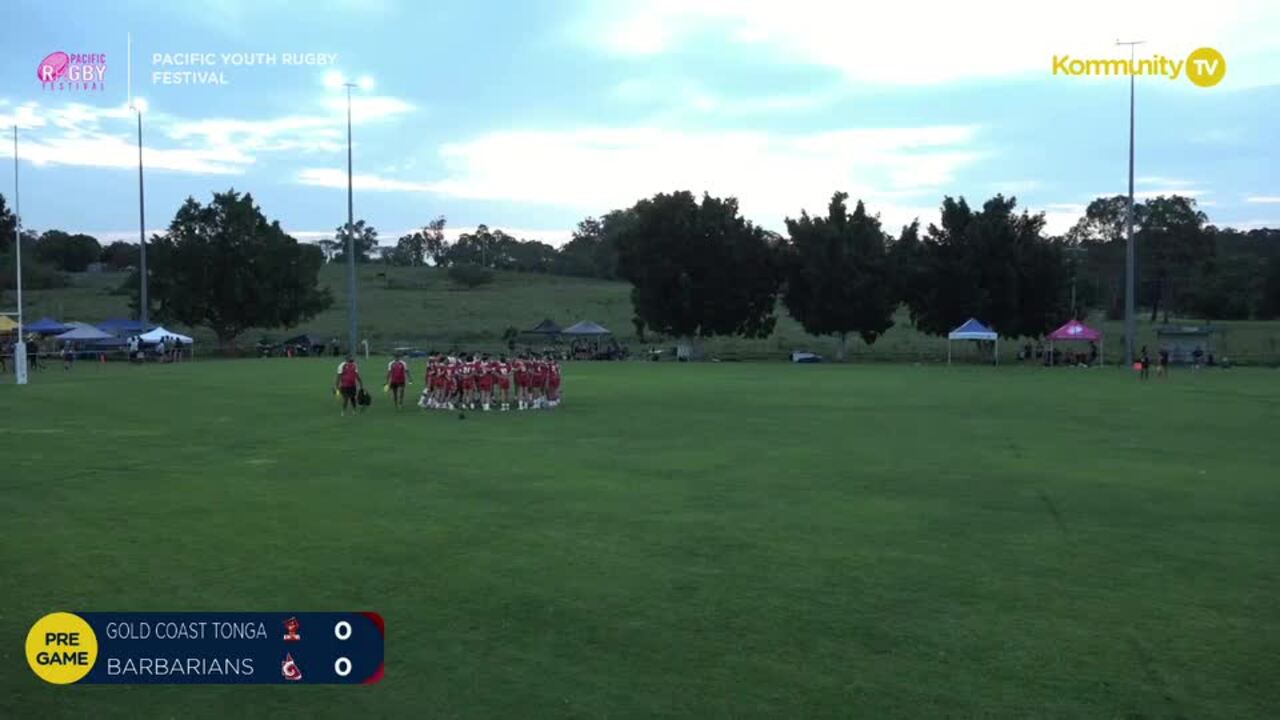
[281,653,302,681]
[283,617,301,642]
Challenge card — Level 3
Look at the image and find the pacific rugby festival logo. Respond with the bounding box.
[1053,47,1226,87]
[37,51,109,91]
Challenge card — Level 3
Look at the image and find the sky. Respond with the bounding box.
[1,0,1278,248]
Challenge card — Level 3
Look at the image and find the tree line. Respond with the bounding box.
[3,187,1279,351]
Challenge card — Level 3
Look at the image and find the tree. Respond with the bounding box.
[1067,195,1146,319]
[332,219,379,263]
[615,191,781,354]
[1139,195,1212,321]
[1258,254,1280,320]
[0,193,14,254]
[35,230,101,272]
[907,195,1069,339]
[782,192,897,360]
[423,216,448,266]
[100,240,140,270]
[316,239,339,263]
[129,189,333,346]
[556,211,629,278]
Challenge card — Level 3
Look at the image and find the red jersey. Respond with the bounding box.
[337,361,359,388]
[388,360,407,384]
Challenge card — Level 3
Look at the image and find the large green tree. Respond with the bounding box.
[131,190,332,346]
[100,240,140,270]
[782,192,897,360]
[907,195,1069,339]
[35,229,101,272]
[615,191,781,353]
[1139,195,1212,321]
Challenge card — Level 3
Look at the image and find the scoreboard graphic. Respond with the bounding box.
[26,612,384,685]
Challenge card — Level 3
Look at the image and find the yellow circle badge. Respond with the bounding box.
[26,612,98,684]
[1186,47,1226,87]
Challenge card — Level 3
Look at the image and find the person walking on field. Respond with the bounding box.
[335,355,363,416]
[386,354,409,410]
[1139,345,1151,381]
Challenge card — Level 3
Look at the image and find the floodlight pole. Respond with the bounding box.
[1118,39,1144,367]
[135,107,149,325]
[12,126,27,384]
[344,82,358,355]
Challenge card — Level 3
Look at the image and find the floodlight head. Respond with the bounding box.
[132,97,149,113]
[358,75,375,91]
[323,70,346,89]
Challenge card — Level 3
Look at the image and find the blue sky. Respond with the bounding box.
[2,0,1278,247]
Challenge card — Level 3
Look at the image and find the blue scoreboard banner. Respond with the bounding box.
[26,611,384,685]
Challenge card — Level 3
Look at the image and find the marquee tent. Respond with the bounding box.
[1047,319,1103,366]
[0,315,18,332]
[54,322,116,342]
[562,321,612,337]
[139,326,194,345]
[525,318,563,336]
[25,317,70,334]
[96,317,148,336]
[947,318,999,365]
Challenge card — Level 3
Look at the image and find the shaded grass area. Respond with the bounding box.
[2,360,1278,718]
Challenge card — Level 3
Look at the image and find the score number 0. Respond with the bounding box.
[334,620,352,677]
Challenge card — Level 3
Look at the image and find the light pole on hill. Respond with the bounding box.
[131,96,150,326]
[11,125,28,384]
[327,71,374,355]
[1118,39,1144,367]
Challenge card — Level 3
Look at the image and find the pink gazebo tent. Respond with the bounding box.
[1047,319,1103,366]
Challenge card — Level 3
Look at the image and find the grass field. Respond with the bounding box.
[17,264,1280,363]
[3,359,1278,718]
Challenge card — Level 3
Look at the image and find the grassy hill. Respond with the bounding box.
[14,264,1280,363]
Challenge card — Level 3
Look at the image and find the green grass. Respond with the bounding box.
[16,264,1280,363]
[3,360,1278,718]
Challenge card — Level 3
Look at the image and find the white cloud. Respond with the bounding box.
[1245,195,1280,203]
[423,125,979,232]
[297,167,436,192]
[0,92,414,175]
[584,0,1280,86]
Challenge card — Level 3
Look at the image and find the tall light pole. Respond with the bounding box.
[11,125,27,385]
[131,97,150,326]
[326,71,373,354]
[1118,40,1144,367]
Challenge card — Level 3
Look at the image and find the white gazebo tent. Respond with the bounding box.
[138,326,196,358]
[947,318,999,365]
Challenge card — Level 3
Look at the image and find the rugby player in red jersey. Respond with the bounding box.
[513,355,529,410]
[477,353,496,411]
[459,355,477,409]
[334,355,363,417]
[547,359,562,407]
[496,355,512,411]
[386,353,410,410]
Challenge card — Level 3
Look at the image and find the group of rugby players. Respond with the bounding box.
[417,354,561,411]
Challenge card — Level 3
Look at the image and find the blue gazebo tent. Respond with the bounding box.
[25,317,70,335]
[97,317,148,336]
[947,318,999,365]
[54,322,116,342]
[562,321,611,337]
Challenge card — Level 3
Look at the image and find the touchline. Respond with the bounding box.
[1053,54,1185,79]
